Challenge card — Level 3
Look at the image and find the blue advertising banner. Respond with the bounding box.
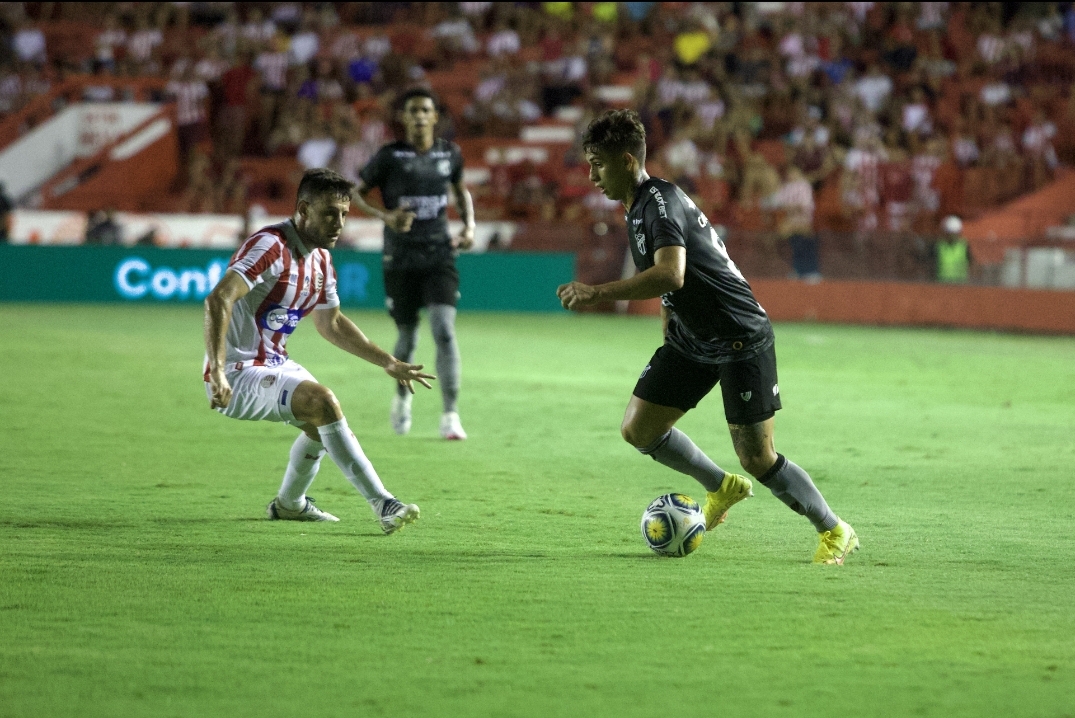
[0,246,575,312]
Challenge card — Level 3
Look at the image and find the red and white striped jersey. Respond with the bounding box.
[204,220,340,379]
[166,79,209,126]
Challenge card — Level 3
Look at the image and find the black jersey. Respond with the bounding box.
[626,177,773,363]
[359,138,464,267]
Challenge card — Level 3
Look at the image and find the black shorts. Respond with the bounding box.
[383,261,460,325]
[633,343,782,425]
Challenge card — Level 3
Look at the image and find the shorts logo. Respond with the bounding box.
[740,391,752,402]
[635,232,647,255]
[260,305,302,335]
[437,159,452,176]
[773,384,779,396]
[640,364,651,379]
[260,375,277,388]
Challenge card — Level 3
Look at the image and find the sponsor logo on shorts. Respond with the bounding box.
[640,364,651,379]
[265,355,285,368]
[773,384,779,395]
[740,391,752,402]
[260,305,302,335]
[635,232,647,255]
[260,375,277,388]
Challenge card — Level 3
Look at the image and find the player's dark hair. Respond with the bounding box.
[398,87,438,111]
[296,168,354,205]
[582,109,647,164]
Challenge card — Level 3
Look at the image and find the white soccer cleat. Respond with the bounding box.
[370,497,420,534]
[390,393,412,435]
[266,496,339,522]
[439,411,467,440]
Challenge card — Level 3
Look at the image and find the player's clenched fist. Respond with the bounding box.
[557,281,598,311]
[208,370,232,409]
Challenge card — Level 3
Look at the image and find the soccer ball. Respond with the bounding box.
[641,493,706,557]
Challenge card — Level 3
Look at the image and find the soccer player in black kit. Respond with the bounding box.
[353,89,474,440]
[558,110,858,564]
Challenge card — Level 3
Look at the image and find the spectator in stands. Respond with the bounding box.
[935,215,971,283]
[216,51,258,159]
[486,17,520,58]
[12,17,46,67]
[1023,110,1058,188]
[126,14,163,76]
[93,13,126,73]
[765,165,820,282]
[254,34,290,149]
[242,7,277,48]
[541,35,587,115]
[853,63,893,115]
[296,118,338,170]
[266,101,310,157]
[673,17,712,68]
[843,128,886,232]
[288,10,321,67]
[430,5,480,67]
[167,60,210,165]
[84,209,122,246]
[0,63,21,114]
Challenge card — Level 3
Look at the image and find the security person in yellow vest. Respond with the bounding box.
[936,215,971,283]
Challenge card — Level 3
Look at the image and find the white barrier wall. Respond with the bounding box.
[0,104,160,201]
[8,209,516,252]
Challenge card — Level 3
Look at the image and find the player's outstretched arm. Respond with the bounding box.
[557,246,686,310]
[312,307,435,393]
[204,271,251,409]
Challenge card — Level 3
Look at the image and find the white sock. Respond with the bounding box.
[277,434,326,510]
[317,418,392,502]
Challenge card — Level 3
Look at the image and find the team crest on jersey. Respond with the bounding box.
[437,159,452,176]
[635,232,647,255]
[261,305,302,335]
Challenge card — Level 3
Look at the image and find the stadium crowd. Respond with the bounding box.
[3,2,1075,244]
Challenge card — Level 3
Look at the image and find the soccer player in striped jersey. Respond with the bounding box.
[204,168,434,532]
[557,110,858,564]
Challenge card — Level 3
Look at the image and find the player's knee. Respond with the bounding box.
[307,387,343,425]
[621,420,654,448]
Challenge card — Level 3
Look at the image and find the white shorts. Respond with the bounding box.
[205,359,316,424]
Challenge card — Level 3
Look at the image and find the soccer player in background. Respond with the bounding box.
[557,110,858,564]
[352,88,474,440]
[204,168,433,532]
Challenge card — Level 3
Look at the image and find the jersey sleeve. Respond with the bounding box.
[449,142,464,184]
[359,145,389,188]
[314,251,340,309]
[643,185,689,251]
[228,232,285,288]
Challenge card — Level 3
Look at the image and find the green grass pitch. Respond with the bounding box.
[3,303,1075,718]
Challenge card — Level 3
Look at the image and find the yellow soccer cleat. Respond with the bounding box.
[702,473,753,530]
[813,519,860,565]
